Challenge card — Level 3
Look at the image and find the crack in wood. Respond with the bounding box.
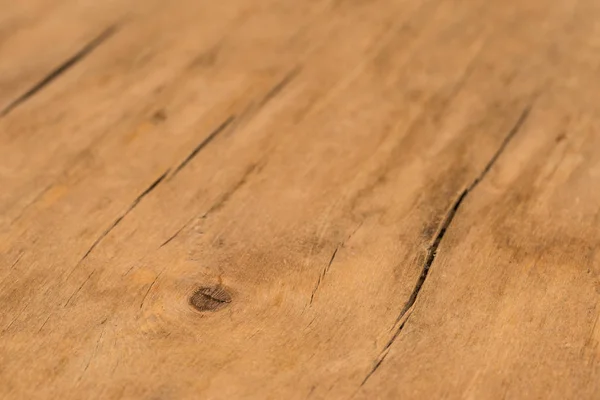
[257,66,301,109]
[2,300,31,333]
[233,66,301,130]
[161,71,298,245]
[140,271,163,309]
[64,269,96,307]
[160,160,263,248]
[309,222,363,306]
[359,104,533,388]
[78,319,107,382]
[159,215,193,248]
[170,116,236,178]
[0,25,119,117]
[8,184,54,227]
[309,244,340,305]
[67,169,170,278]
[37,315,52,333]
[203,162,261,218]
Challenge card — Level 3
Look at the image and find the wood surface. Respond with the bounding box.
[1,0,599,398]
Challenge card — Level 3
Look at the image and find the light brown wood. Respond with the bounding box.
[1,0,599,398]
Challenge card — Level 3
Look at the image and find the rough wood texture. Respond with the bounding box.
[1,0,599,398]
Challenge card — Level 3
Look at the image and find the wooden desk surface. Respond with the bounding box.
[1,1,599,398]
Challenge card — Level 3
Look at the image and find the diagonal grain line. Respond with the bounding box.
[1,25,119,117]
[359,105,533,388]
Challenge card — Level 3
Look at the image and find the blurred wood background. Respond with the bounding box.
[1,0,599,398]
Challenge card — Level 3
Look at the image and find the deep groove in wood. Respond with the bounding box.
[67,169,170,278]
[0,25,119,117]
[359,105,533,388]
[170,116,236,178]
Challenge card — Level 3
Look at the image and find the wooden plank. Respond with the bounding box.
[0,0,599,398]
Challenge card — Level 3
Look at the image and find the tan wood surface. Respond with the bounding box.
[1,0,599,398]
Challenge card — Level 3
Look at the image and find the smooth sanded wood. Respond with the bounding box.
[1,0,599,399]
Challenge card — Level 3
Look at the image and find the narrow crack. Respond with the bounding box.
[78,319,107,382]
[171,116,235,178]
[309,245,340,305]
[0,25,119,117]
[68,169,169,278]
[159,216,193,248]
[139,271,163,309]
[359,105,532,388]
[257,66,301,109]
[64,270,95,307]
[161,160,263,249]
[309,222,362,306]
[8,184,54,227]
[37,315,52,333]
[202,162,260,218]
[232,66,301,131]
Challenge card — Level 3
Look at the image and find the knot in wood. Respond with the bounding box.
[189,285,232,312]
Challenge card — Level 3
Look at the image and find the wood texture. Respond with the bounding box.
[1,0,599,398]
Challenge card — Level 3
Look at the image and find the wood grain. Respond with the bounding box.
[1,0,599,398]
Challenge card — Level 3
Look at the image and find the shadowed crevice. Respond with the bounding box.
[1,25,119,117]
[359,105,533,388]
[67,169,169,278]
[170,116,236,178]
